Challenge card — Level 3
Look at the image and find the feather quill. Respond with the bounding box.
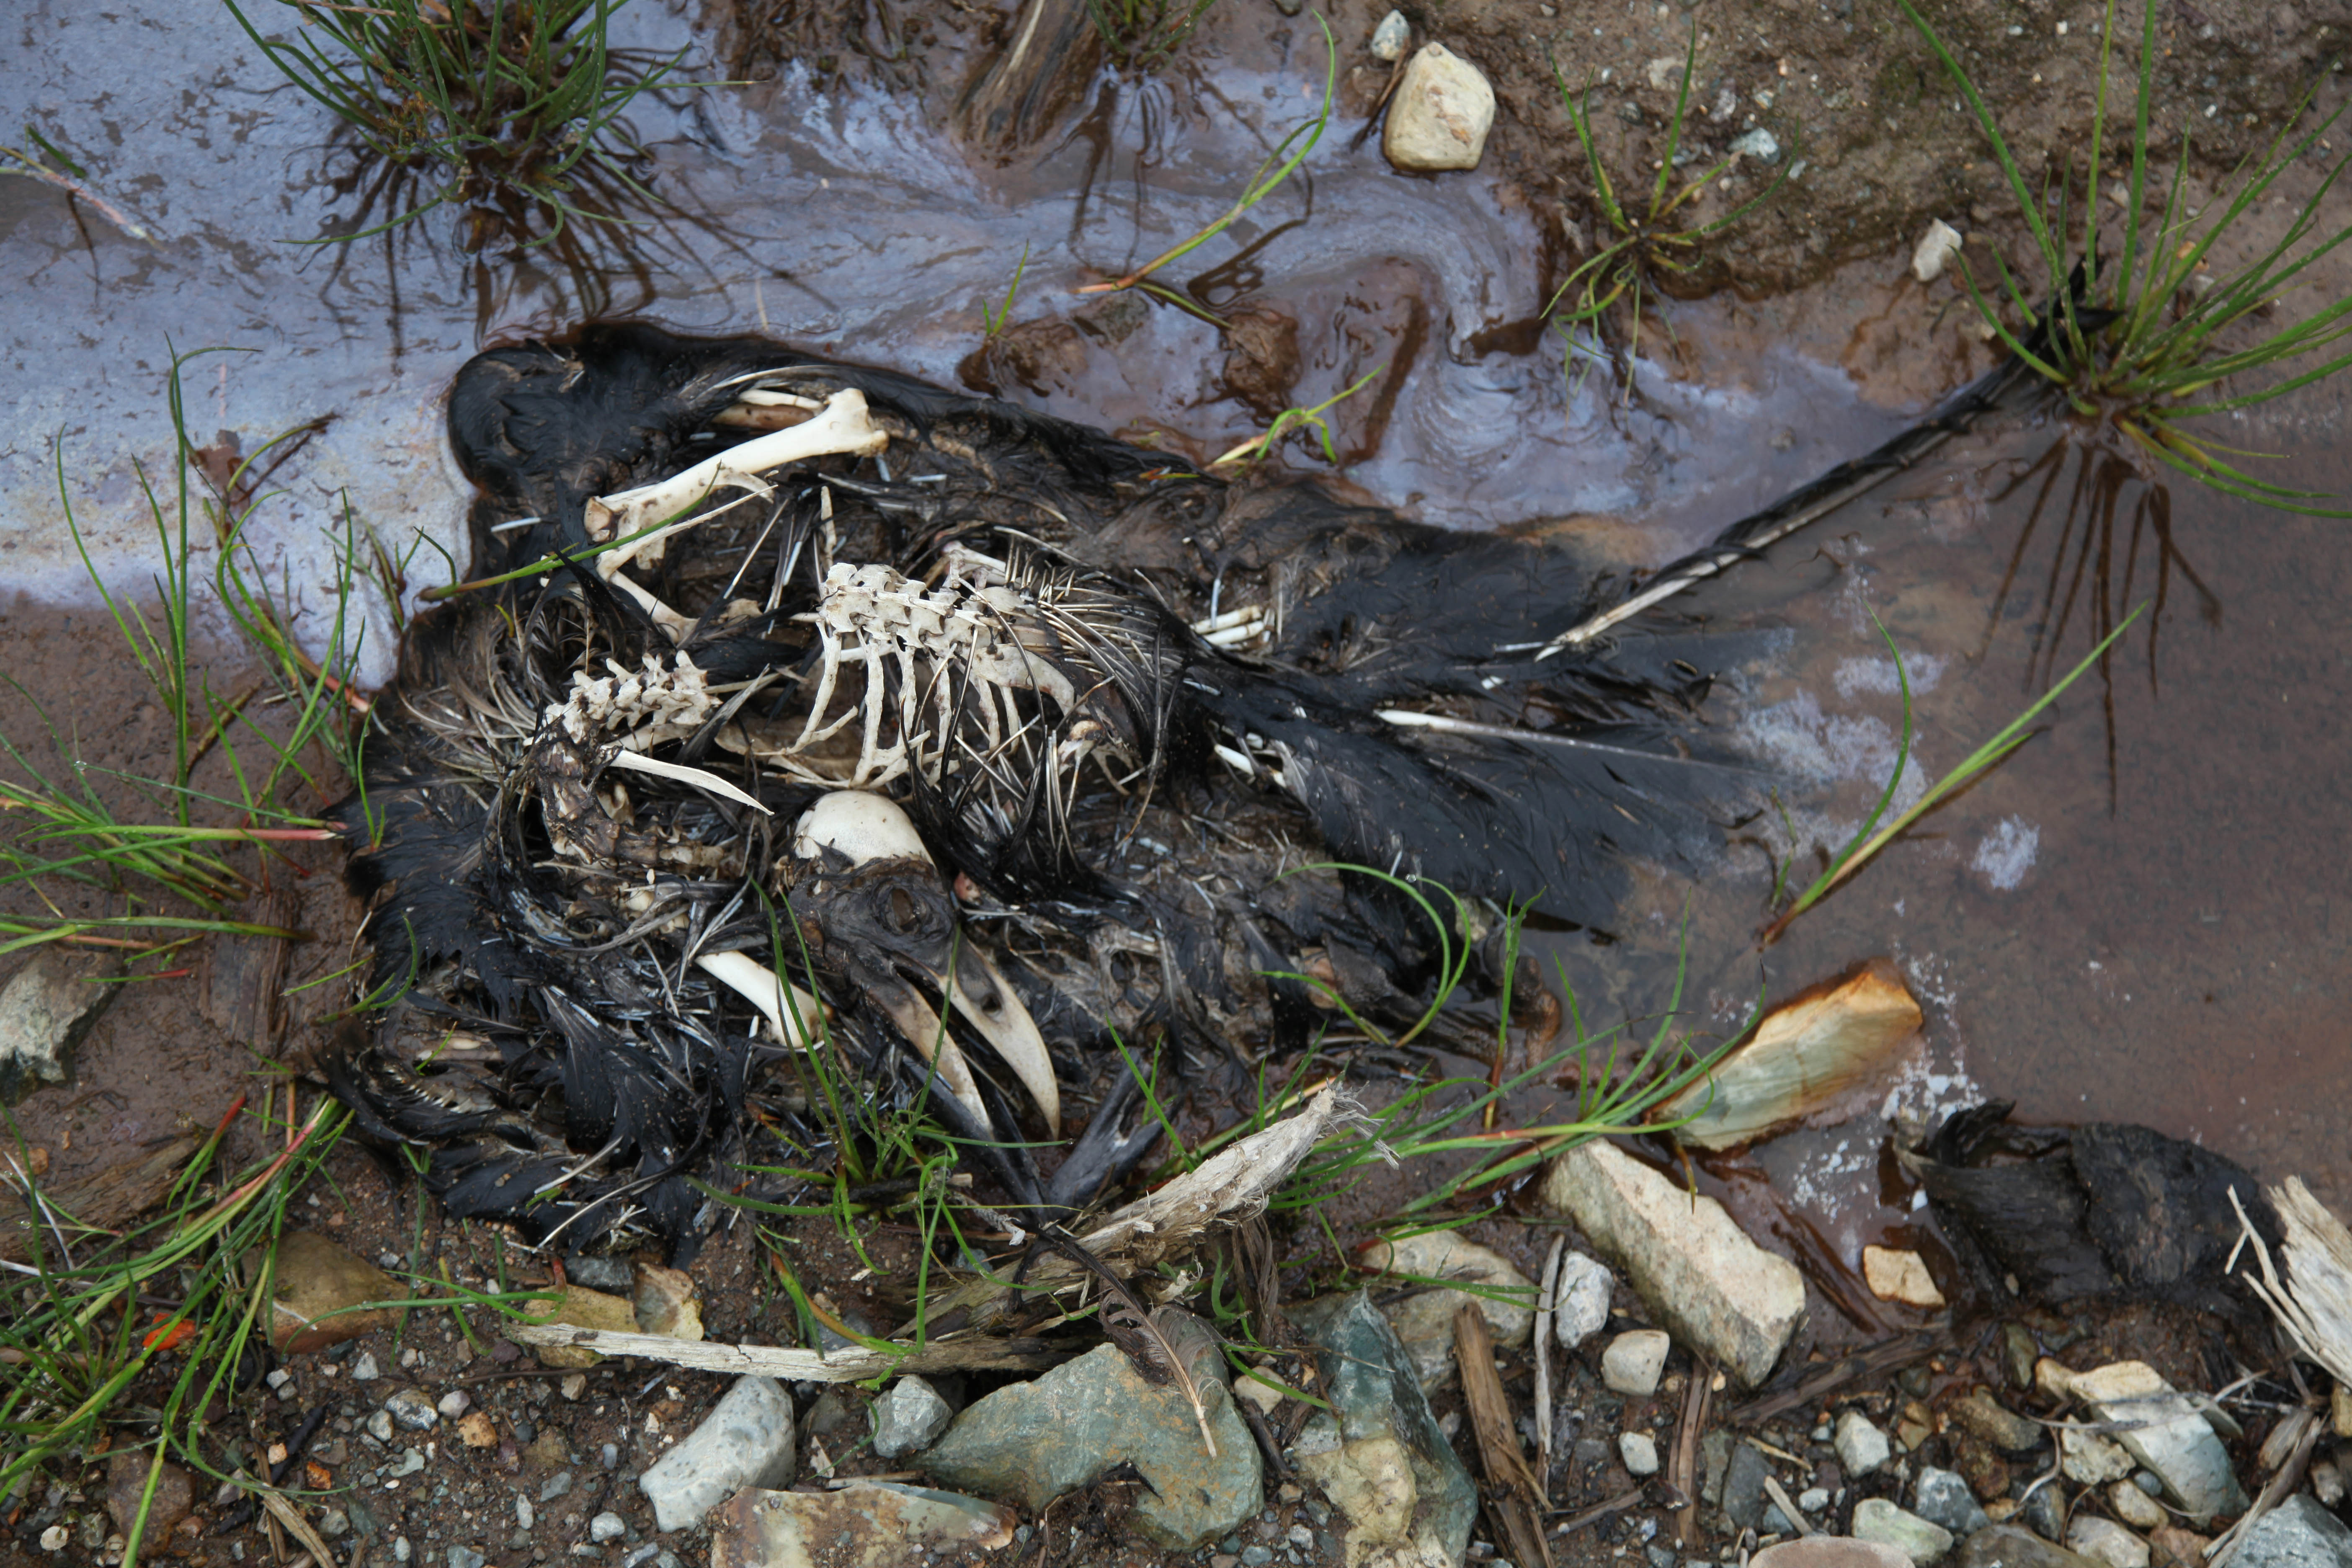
[1039,1226,1218,1457]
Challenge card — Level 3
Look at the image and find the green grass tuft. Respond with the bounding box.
[1900,0,2352,512]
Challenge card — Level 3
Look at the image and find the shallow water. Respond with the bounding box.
[4,0,2347,1320]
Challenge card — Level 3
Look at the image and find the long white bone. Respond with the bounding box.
[695,951,825,1049]
[606,749,772,815]
[580,389,890,642]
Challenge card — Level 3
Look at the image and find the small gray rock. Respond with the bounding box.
[637,1376,797,1533]
[319,1509,350,1538]
[588,1512,625,1544]
[1722,1442,1769,1531]
[447,1547,485,1568]
[1913,1467,1990,1537]
[392,1539,411,1565]
[383,1388,438,1431]
[436,1390,470,1419]
[384,1449,425,1479]
[1852,1498,1954,1565]
[1601,1329,1671,1396]
[2055,1363,2246,1521]
[1750,1542,1914,1568]
[0,953,116,1104]
[1369,9,1409,60]
[871,1375,953,1459]
[2066,1518,2150,1568]
[515,1497,534,1529]
[1730,128,1782,162]
[539,1472,574,1503]
[2227,1496,2352,1568]
[365,1410,394,1444]
[2022,1486,2065,1542]
[1620,1433,1660,1476]
[351,1352,380,1383]
[1553,1253,1613,1351]
[2110,1480,2164,1530]
[1835,1411,1891,1477]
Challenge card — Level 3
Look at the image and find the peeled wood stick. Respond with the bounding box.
[1454,1304,1553,1568]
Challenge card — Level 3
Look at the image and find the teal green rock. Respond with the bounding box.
[919,1331,1258,1551]
[1289,1291,1476,1568]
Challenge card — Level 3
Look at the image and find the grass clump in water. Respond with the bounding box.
[1900,0,2352,512]
[222,0,707,256]
[1086,0,1220,73]
[1547,31,1794,395]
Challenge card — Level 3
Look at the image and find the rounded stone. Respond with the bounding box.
[1382,44,1496,173]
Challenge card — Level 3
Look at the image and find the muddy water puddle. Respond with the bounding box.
[4,0,2349,1354]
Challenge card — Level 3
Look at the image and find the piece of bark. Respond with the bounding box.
[1454,1303,1553,1568]
[1671,1353,1715,1546]
[1,1135,201,1263]
[200,888,298,1052]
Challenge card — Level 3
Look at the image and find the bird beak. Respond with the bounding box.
[792,792,1061,1135]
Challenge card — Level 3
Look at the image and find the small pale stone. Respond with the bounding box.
[872,1375,954,1459]
[2068,1518,2152,1568]
[589,1513,625,1544]
[366,1410,394,1443]
[437,1390,471,1418]
[1645,54,1687,90]
[1383,44,1496,173]
[1913,219,1965,283]
[637,1375,798,1533]
[1836,1411,1893,1477]
[1601,1329,1671,1396]
[1370,10,1409,61]
[2063,1363,2247,1520]
[456,1412,498,1448]
[1853,1498,1956,1565]
[516,1497,535,1529]
[2111,1481,2166,1530]
[1951,1390,2043,1452]
[1862,1246,1947,1308]
[383,1388,439,1431]
[559,1372,586,1400]
[1620,1432,1661,1476]
[40,1526,69,1552]
[1552,1252,1613,1351]
[1730,127,1782,162]
[2061,1427,2136,1485]
[351,1351,380,1382]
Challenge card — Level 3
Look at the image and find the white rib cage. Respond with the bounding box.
[757,549,1162,861]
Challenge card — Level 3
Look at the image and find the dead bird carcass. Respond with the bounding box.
[329,322,2034,1260]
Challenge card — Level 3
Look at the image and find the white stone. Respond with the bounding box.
[637,1375,797,1533]
[2111,1480,2165,1530]
[1730,128,1782,162]
[1620,1432,1660,1476]
[2061,1427,2135,1484]
[1600,1329,1671,1396]
[1836,1411,1892,1477]
[39,1525,68,1552]
[351,1351,380,1382]
[436,1390,470,1418]
[2068,1518,2152,1568]
[1645,54,1688,91]
[516,1497,534,1529]
[588,1512,625,1544]
[1542,1140,1805,1388]
[1913,219,1965,284]
[1552,1251,1613,1350]
[872,1375,954,1458]
[1861,1246,1946,1308]
[1853,1498,1955,1565]
[1383,44,1495,173]
[2065,1362,2247,1520]
[1370,10,1410,61]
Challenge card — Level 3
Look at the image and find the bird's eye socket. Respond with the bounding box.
[888,887,920,931]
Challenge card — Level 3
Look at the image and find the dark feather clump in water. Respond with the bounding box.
[1903,1101,2283,1324]
[332,322,2037,1260]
